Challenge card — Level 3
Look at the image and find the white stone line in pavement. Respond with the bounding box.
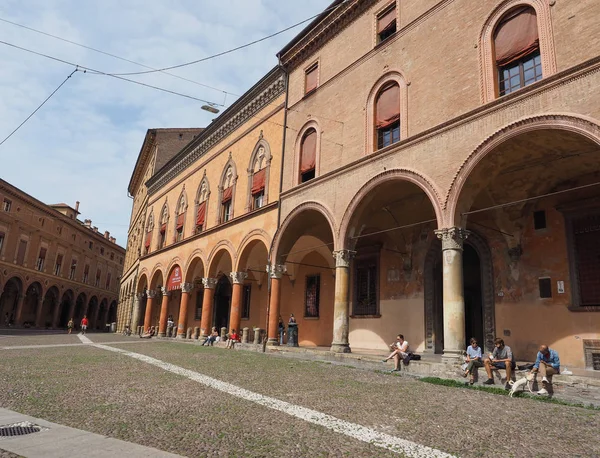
[80,337,454,458]
[1,339,153,350]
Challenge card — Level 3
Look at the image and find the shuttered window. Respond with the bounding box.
[353,253,379,316]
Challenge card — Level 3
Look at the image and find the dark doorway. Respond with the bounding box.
[463,244,484,349]
[59,296,71,328]
[213,275,231,331]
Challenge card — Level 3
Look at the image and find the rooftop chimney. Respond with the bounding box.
[84,219,92,228]
[109,237,116,244]
[75,201,80,213]
[93,226,98,232]
[104,231,110,239]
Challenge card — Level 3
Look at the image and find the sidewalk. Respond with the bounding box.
[0,408,181,458]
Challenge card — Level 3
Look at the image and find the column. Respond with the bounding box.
[435,227,469,361]
[266,264,286,345]
[52,298,61,328]
[68,299,76,322]
[130,293,143,331]
[200,278,217,338]
[143,289,156,331]
[229,272,248,334]
[14,294,25,326]
[92,302,101,330]
[158,287,170,337]
[331,250,355,353]
[177,283,194,339]
[34,296,45,328]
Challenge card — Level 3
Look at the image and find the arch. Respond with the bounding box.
[146,209,155,231]
[184,249,207,283]
[478,0,556,103]
[338,168,444,250]
[445,114,600,226]
[217,153,238,224]
[271,201,338,262]
[246,136,273,211]
[207,242,236,277]
[235,230,271,272]
[365,70,409,153]
[174,187,188,242]
[3,275,24,294]
[149,265,165,289]
[195,171,211,233]
[165,257,183,282]
[293,120,322,185]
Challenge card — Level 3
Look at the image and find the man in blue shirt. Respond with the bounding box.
[531,345,560,395]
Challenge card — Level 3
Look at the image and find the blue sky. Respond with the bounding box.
[0,0,331,247]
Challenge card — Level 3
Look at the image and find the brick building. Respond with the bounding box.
[0,179,124,330]
[120,0,600,370]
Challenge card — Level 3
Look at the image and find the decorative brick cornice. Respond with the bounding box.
[147,69,285,196]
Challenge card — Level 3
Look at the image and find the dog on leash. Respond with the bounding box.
[508,372,535,397]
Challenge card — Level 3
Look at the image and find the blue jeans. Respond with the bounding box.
[279,328,284,345]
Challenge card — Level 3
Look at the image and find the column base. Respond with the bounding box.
[158,332,166,338]
[330,343,351,353]
[442,349,463,363]
[266,338,280,346]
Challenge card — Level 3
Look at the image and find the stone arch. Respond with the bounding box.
[207,242,236,277]
[235,230,271,272]
[41,285,60,328]
[217,153,238,224]
[478,0,556,103]
[445,114,600,226]
[339,169,444,250]
[146,209,155,231]
[293,120,322,185]
[166,257,184,282]
[365,70,409,153]
[184,250,207,283]
[137,270,149,291]
[149,265,165,289]
[246,136,273,210]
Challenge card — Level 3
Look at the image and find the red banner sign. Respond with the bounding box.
[167,266,182,291]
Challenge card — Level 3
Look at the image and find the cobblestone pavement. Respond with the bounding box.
[1,336,599,457]
[0,449,21,458]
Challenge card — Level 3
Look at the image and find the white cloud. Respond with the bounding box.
[0,0,331,246]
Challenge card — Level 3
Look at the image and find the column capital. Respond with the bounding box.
[202,277,218,290]
[266,264,286,279]
[230,272,248,285]
[160,287,171,297]
[181,282,194,293]
[435,227,470,251]
[333,250,356,268]
[146,289,157,299]
[136,292,145,300]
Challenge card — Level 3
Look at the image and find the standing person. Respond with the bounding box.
[483,338,516,388]
[278,316,285,345]
[288,313,296,324]
[167,315,174,337]
[530,345,560,395]
[463,337,483,385]
[67,318,74,334]
[80,315,89,335]
[382,334,409,372]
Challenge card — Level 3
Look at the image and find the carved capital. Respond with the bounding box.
[230,272,248,285]
[160,287,171,297]
[435,228,470,251]
[266,264,286,279]
[146,289,157,299]
[136,293,145,301]
[181,282,194,293]
[333,250,356,268]
[202,277,218,290]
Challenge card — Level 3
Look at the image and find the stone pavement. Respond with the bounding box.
[0,408,181,458]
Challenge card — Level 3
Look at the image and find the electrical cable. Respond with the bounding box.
[0,68,78,147]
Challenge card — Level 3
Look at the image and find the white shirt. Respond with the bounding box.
[394,341,409,353]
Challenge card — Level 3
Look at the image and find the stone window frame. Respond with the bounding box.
[195,172,211,234]
[54,248,66,277]
[478,0,556,103]
[174,187,188,243]
[144,210,154,255]
[373,0,399,48]
[14,234,29,267]
[36,241,49,272]
[304,273,321,319]
[0,223,8,260]
[559,200,600,312]
[217,153,238,225]
[293,120,322,186]
[365,70,409,154]
[159,202,169,249]
[351,246,381,318]
[303,58,320,96]
[241,284,251,320]
[245,137,272,212]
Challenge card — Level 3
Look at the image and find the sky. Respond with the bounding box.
[0,0,332,247]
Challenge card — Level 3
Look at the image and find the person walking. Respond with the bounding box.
[67,318,74,334]
[278,315,285,345]
[80,315,89,335]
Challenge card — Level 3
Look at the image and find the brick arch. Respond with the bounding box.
[338,168,444,249]
[183,249,207,283]
[3,273,25,294]
[445,113,600,226]
[478,0,556,103]
[149,264,165,289]
[234,229,271,272]
[293,120,322,185]
[165,257,183,280]
[137,271,149,293]
[270,201,338,261]
[207,241,236,277]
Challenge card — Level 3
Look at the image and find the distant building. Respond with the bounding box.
[0,179,124,329]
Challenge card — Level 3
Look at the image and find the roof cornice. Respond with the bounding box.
[128,130,156,195]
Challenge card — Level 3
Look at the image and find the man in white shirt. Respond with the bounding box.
[382,334,409,371]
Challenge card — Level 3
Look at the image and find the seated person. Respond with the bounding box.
[382,334,409,372]
[202,327,219,346]
[226,329,240,349]
[123,325,132,336]
[483,338,515,387]
[140,326,155,339]
[530,344,560,396]
[463,337,483,385]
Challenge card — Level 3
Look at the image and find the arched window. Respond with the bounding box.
[375,82,400,149]
[159,204,168,249]
[247,139,271,211]
[299,129,317,183]
[494,6,541,96]
[218,158,237,224]
[195,176,210,234]
[144,212,154,255]
[175,193,186,242]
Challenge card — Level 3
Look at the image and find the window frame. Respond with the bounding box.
[242,284,251,320]
[376,3,397,45]
[0,231,5,256]
[54,254,63,276]
[304,274,321,318]
[195,288,203,321]
[2,199,12,212]
[252,191,264,210]
[304,61,319,95]
[222,200,232,223]
[352,249,381,317]
[498,50,542,96]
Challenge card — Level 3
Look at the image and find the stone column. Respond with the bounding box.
[229,272,248,334]
[200,278,217,338]
[34,296,45,328]
[266,264,286,345]
[143,290,156,331]
[52,299,61,329]
[130,293,143,331]
[14,294,25,326]
[435,227,469,361]
[177,283,193,339]
[331,250,355,353]
[158,287,170,337]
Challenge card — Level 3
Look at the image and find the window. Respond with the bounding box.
[195,289,203,320]
[570,213,600,306]
[36,247,47,271]
[2,199,11,212]
[196,201,207,233]
[253,192,264,210]
[0,232,4,254]
[69,259,77,280]
[305,63,318,95]
[539,278,552,298]
[54,254,63,276]
[144,231,152,254]
[100,247,104,255]
[377,5,397,44]
[375,82,400,149]
[251,168,266,210]
[16,240,27,265]
[221,187,232,223]
[106,273,112,290]
[89,241,93,250]
[242,285,251,320]
[299,129,317,183]
[159,224,167,248]
[494,6,541,96]
[83,264,90,283]
[305,275,320,318]
[353,253,379,316]
[110,252,114,261]
[95,270,101,287]
[119,257,123,265]
[176,213,184,242]
[534,210,547,230]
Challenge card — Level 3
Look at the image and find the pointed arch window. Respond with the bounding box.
[196,178,209,234]
[219,162,237,224]
[247,141,271,211]
[145,213,154,255]
[175,194,186,242]
[159,205,168,248]
[299,129,317,183]
[375,82,400,149]
[494,6,542,96]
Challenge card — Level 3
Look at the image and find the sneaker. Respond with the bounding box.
[542,376,549,383]
[483,378,495,385]
[537,388,549,396]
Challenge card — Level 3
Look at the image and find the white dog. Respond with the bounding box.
[508,372,535,397]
